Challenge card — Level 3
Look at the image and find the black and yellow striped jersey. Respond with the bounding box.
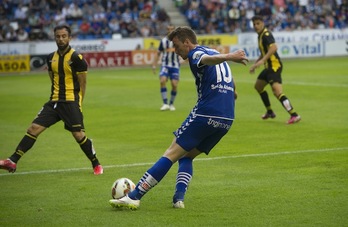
[258,28,282,72]
[46,47,87,105]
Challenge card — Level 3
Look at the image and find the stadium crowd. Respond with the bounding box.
[178,0,348,34]
[0,0,347,42]
[0,0,170,42]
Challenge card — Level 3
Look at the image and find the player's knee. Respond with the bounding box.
[27,123,45,136]
[72,131,85,142]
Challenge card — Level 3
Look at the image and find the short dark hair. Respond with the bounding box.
[54,25,71,36]
[167,26,197,44]
[251,15,264,22]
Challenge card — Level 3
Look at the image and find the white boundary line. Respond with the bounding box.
[0,147,347,177]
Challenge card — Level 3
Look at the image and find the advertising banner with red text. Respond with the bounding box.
[82,51,132,68]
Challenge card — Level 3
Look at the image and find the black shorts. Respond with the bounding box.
[257,67,282,84]
[33,101,85,132]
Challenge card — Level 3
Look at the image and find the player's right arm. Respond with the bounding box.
[46,53,54,83]
[200,49,248,66]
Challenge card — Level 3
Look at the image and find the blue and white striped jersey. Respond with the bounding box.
[158,37,180,68]
[188,46,235,120]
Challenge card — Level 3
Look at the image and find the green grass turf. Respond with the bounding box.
[0,56,347,226]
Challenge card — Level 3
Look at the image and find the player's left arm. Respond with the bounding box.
[73,52,88,102]
[77,72,87,102]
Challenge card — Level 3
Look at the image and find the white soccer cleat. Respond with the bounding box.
[160,104,170,111]
[173,200,185,209]
[169,105,176,111]
[109,195,140,210]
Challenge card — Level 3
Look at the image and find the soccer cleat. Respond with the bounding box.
[169,105,176,111]
[287,115,301,124]
[261,112,276,120]
[173,200,185,209]
[109,195,140,210]
[93,165,103,175]
[160,104,170,111]
[0,159,17,173]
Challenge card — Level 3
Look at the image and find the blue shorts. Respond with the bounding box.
[173,114,233,154]
[159,66,180,81]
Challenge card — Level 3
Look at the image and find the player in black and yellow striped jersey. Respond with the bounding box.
[249,15,301,124]
[0,25,103,174]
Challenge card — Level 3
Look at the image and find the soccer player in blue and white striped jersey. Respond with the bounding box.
[152,25,181,111]
[110,26,248,210]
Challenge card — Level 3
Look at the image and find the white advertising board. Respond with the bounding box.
[231,41,325,60]
[0,38,143,55]
[238,28,348,45]
[325,39,348,56]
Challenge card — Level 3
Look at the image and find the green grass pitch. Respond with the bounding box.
[0,56,347,226]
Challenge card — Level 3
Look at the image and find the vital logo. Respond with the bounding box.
[292,43,322,55]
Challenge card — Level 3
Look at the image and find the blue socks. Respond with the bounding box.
[161,87,167,104]
[173,157,193,202]
[128,157,173,200]
[169,90,177,105]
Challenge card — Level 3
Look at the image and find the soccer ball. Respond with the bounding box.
[111,177,136,199]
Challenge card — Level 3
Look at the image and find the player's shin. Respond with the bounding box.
[129,157,173,200]
[10,133,37,163]
[79,136,100,167]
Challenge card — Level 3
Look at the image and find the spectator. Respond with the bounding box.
[5,26,18,42]
[105,8,117,21]
[70,21,80,38]
[126,20,140,37]
[46,0,59,12]
[0,28,4,42]
[140,23,151,37]
[14,3,28,22]
[122,8,133,24]
[28,0,47,14]
[90,18,103,39]
[108,18,121,33]
[81,2,92,17]
[79,19,91,39]
[102,26,113,39]
[1,0,14,20]
[68,3,83,20]
[28,11,42,30]
[94,7,106,23]
[0,5,7,21]
[228,5,240,24]
[132,6,140,21]
[42,16,56,40]
[53,9,66,26]
[61,3,71,18]
[17,27,29,41]
[91,2,105,15]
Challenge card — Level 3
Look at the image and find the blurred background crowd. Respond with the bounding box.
[0,0,347,42]
[181,0,347,34]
